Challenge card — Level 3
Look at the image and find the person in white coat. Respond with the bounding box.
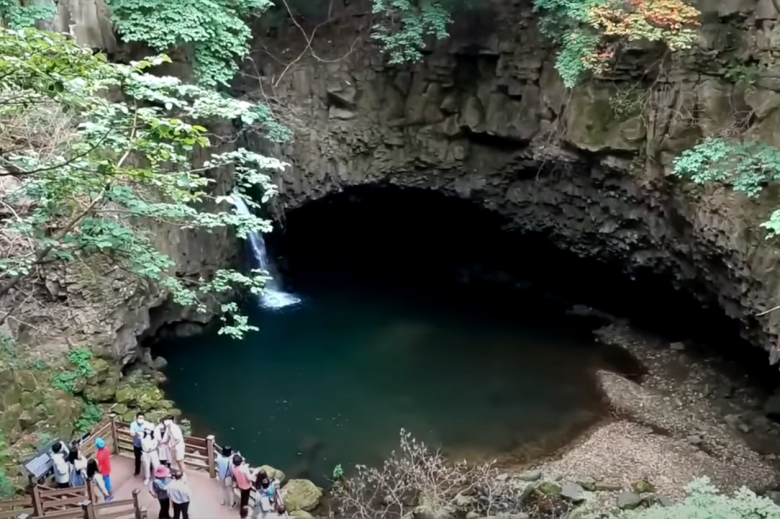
[163,415,186,474]
[155,419,171,468]
[140,424,161,485]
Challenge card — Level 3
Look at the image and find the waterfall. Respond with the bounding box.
[233,197,300,310]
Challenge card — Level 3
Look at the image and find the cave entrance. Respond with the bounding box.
[156,184,765,484]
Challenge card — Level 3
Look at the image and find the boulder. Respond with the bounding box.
[594,481,622,491]
[517,469,542,481]
[632,479,655,493]
[412,504,456,519]
[258,465,286,483]
[290,512,314,519]
[536,481,562,497]
[617,491,643,510]
[282,479,322,512]
[561,482,585,502]
[453,492,476,508]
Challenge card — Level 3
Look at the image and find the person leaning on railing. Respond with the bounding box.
[215,446,235,508]
[231,454,255,510]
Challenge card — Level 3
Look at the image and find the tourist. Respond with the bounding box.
[141,424,161,486]
[130,412,146,477]
[86,458,109,502]
[231,454,254,510]
[95,438,114,500]
[274,505,290,519]
[252,477,278,519]
[51,441,70,488]
[216,445,235,507]
[163,415,186,474]
[67,445,87,487]
[156,419,171,468]
[150,464,171,519]
[239,507,250,519]
[167,470,192,519]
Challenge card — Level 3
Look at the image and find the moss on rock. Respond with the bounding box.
[282,479,322,512]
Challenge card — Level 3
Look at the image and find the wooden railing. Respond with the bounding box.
[0,412,242,517]
[0,496,33,519]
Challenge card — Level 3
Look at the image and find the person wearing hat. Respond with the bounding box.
[94,438,113,500]
[150,464,172,519]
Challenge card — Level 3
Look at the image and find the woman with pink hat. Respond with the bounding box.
[149,464,171,518]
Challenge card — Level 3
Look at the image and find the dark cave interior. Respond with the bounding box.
[263,184,778,388]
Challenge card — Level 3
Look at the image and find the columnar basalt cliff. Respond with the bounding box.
[237,0,780,361]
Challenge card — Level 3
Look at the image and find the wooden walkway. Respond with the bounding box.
[111,455,233,519]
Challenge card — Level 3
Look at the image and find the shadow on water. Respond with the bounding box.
[154,185,751,484]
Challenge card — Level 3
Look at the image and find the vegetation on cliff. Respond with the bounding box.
[0,26,287,339]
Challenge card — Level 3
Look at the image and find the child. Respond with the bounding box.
[94,438,113,501]
[150,465,171,519]
[86,459,109,501]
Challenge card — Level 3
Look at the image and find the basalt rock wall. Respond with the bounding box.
[238,0,780,361]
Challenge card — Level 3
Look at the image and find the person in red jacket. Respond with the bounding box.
[95,438,114,501]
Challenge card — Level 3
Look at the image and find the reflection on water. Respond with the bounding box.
[157,283,626,484]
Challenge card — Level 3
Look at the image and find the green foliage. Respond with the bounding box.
[673,137,780,237]
[74,402,103,435]
[0,27,288,339]
[555,29,600,88]
[615,477,780,518]
[179,418,192,436]
[371,0,454,64]
[0,0,55,29]
[0,430,11,500]
[722,62,760,85]
[51,348,94,393]
[106,0,272,87]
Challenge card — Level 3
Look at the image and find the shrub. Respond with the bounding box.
[616,477,780,518]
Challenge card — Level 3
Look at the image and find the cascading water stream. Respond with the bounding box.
[233,197,300,309]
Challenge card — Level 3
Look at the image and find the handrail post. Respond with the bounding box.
[86,476,96,504]
[132,488,142,518]
[31,485,42,517]
[206,435,216,478]
[140,507,148,519]
[108,413,119,454]
[79,500,96,519]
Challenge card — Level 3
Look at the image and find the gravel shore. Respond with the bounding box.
[538,323,778,504]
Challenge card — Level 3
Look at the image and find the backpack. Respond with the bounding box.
[69,464,86,487]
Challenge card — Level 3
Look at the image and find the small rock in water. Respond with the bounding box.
[739,423,752,434]
[670,341,686,351]
[767,490,780,506]
[517,469,542,482]
[617,491,643,510]
[465,513,479,519]
[561,482,585,502]
[657,496,674,507]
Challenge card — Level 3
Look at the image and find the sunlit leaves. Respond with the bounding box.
[673,138,780,237]
[371,0,454,64]
[106,0,273,87]
[0,26,289,338]
[534,0,700,86]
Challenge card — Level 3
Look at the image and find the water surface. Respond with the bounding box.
[158,281,621,484]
